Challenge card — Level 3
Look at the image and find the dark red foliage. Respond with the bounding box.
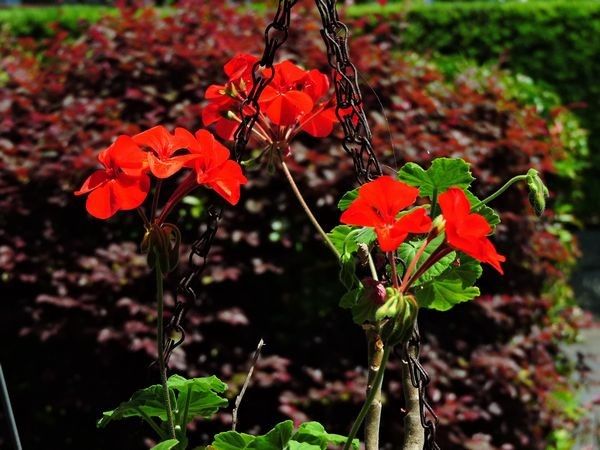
[0,2,585,449]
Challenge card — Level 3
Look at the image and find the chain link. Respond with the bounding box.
[167,3,437,449]
[314,1,437,448]
[165,0,299,364]
[314,0,383,184]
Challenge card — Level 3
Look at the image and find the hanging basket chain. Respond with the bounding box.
[164,1,299,364]
[314,1,438,448]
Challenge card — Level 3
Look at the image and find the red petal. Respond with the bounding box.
[375,225,408,252]
[224,54,258,81]
[85,181,119,220]
[265,91,314,126]
[75,170,109,195]
[107,136,147,176]
[205,160,248,205]
[439,187,471,220]
[215,118,239,141]
[301,107,336,138]
[457,213,492,238]
[303,69,330,101]
[112,173,150,210]
[133,126,174,158]
[205,84,227,100]
[358,177,419,223]
[340,198,385,228]
[274,60,308,87]
[147,153,186,179]
[393,208,432,234]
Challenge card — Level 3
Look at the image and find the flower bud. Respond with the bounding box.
[432,215,446,235]
[362,277,386,305]
[526,168,549,216]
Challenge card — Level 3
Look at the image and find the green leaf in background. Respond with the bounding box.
[292,420,359,449]
[151,440,180,450]
[337,188,358,211]
[339,286,364,309]
[98,375,227,430]
[398,157,474,198]
[287,442,321,450]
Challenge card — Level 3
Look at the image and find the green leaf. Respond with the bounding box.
[414,271,480,311]
[327,225,376,257]
[98,375,228,430]
[350,289,378,325]
[288,443,321,450]
[339,286,363,309]
[452,255,483,286]
[339,252,357,291]
[398,235,456,285]
[291,422,359,450]
[210,431,256,450]
[398,158,474,198]
[253,420,294,450]
[415,264,481,311]
[151,440,180,450]
[170,375,228,424]
[337,188,358,211]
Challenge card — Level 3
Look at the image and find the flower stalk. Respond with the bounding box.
[155,257,177,440]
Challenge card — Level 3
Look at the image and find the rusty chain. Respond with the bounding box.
[165,1,437,448]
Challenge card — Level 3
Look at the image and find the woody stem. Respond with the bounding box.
[279,157,340,260]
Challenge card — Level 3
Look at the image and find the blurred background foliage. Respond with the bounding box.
[0,0,597,449]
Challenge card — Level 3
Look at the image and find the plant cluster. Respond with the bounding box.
[0,2,587,449]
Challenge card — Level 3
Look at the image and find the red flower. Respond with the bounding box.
[75,136,150,219]
[133,126,199,178]
[438,187,505,274]
[340,177,432,252]
[174,128,247,205]
[203,55,338,143]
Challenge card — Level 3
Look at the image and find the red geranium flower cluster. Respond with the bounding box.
[75,126,247,219]
[340,177,505,274]
[203,54,338,151]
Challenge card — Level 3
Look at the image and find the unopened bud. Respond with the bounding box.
[526,168,549,216]
[363,277,386,305]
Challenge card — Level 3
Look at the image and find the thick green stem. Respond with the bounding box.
[364,330,385,450]
[279,158,340,259]
[472,174,527,210]
[155,260,177,440]
[344,346,391,450]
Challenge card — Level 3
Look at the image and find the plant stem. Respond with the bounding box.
[400,238,431,292]
[155,259,177,440]
[401,337,425,450]
[151,180,163,221]
[344,346,391,450]
[364,330,385,450]
[389,252,400,289]
[137,207,151,229]
[472,174,527,210]
[136,407,168,441]
[279,158,340,259]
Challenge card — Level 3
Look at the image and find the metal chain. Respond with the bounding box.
[314,1,437,448]
[314,0,382,184]
[164,0,299,364]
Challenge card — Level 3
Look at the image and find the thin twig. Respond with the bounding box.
[232,338,265,431]
[0,364,22,450]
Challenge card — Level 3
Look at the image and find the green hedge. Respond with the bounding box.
[0,6,113,37]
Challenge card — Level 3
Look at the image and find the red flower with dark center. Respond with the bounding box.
[438,187,506,274]
[340,176,432,252]
[174,128,248,205]
[203,55,338,144]
[75,136,150,219]
[133,126,199,179]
